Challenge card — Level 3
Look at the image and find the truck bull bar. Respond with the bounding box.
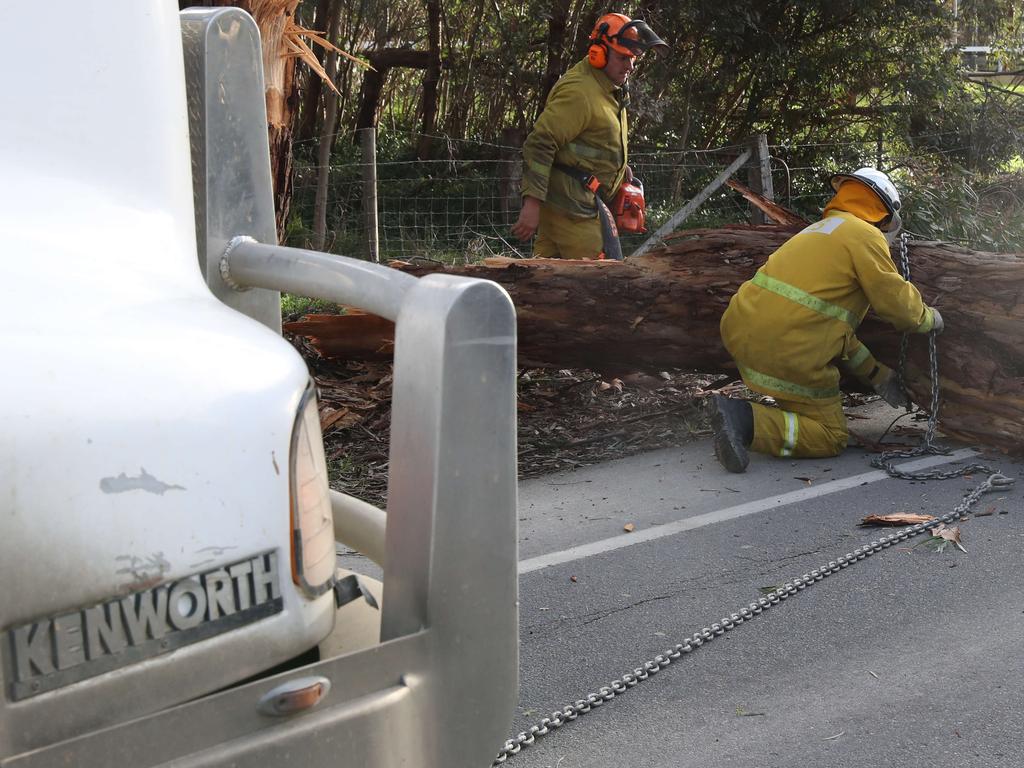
[9,7,517,767]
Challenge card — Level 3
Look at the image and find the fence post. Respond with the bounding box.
[360,126,380,262]
[499,127,525,224]
[746,134,774,224]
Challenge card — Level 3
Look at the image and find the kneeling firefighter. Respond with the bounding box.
[711,168,944,473]
[510,12,666,259]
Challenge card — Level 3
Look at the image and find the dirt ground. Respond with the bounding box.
[288,334,909,509]
[290,333,731,507]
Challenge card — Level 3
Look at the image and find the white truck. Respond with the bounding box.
[0,3,518,766]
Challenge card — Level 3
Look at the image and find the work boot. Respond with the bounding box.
[709,394,754,473]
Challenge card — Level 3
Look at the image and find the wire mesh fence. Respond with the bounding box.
[286,128,1024,261]
[288,134,782,261]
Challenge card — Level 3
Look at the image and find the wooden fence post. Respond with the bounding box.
[360,126,380,262]
[499,127,525,222]
[746,134,774,225]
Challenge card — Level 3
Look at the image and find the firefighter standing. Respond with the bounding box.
[711,168,945,473]
[510,13,666,259]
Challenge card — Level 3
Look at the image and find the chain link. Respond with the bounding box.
[872,233,1007,482]
[492,470,1012,764]
[492,232,1015,766]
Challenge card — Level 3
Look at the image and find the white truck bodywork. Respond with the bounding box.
[0,3,518,766]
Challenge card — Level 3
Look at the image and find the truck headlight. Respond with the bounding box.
[289,383,335,597]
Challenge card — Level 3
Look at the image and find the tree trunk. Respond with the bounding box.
[312,0,345,249]
[355,49,431,132]
[416,0,443,160]
[285,225,1024,455]
[294,0,331,145]
[540,0,573,104]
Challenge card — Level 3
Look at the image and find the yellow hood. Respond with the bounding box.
[823,179,889,225]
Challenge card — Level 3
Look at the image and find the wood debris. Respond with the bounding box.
[289,350,713,507]
[861,512,937,526]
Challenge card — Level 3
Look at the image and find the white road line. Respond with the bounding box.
[518,448,979,574]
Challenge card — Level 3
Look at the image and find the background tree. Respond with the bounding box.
[203,0,1023,251]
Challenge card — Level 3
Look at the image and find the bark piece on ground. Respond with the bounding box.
[861,512,937,526]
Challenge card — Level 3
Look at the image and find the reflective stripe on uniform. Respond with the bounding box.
[846,344,871,370]
[738,364,841,400]
[527,159,551,177]
[779,411,799,457]
[750,271,859,328]
[567,140,620,162]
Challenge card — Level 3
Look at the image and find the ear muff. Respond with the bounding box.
[588,22,609,68]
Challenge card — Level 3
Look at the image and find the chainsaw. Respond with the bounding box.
[611,178,646,233]
[552,164,648,258]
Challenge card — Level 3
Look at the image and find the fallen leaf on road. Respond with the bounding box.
[930,523,967,553]
[623,523,636,532]
[861,512,936,526]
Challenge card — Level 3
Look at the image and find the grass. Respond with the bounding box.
[281,294,345,322]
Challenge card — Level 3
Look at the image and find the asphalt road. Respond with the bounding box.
[507,402,1023,768]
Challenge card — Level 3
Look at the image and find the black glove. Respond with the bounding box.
[929,307,944,334]
[873,369,911,410]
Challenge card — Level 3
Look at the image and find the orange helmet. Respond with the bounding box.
[588,13,667,68]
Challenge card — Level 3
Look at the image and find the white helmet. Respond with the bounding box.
[829,167,901,219]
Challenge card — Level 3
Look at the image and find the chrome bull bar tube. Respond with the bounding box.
[221,237,417,323]
[330,490,387,569]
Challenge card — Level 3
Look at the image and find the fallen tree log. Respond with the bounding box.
[286,225,1024,455]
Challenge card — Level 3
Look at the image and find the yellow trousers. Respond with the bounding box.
[534,204,603,260]
[749,397,849,459]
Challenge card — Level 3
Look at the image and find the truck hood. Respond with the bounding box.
[1,212,310,625]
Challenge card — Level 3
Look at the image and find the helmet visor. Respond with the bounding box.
[611,20,668,56]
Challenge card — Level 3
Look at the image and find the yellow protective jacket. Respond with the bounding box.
[521,58,628,218]
[720,210,937,405]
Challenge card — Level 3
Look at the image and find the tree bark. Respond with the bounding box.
[416,0,443,160]
[312,0,345,249]
[294,0,331,145]
[355,49,431,132]
[540,0,573,105]
[285,226,1024,455]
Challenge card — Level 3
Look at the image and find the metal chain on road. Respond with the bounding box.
[494,231,1014,766]
[493,472,1011,764]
